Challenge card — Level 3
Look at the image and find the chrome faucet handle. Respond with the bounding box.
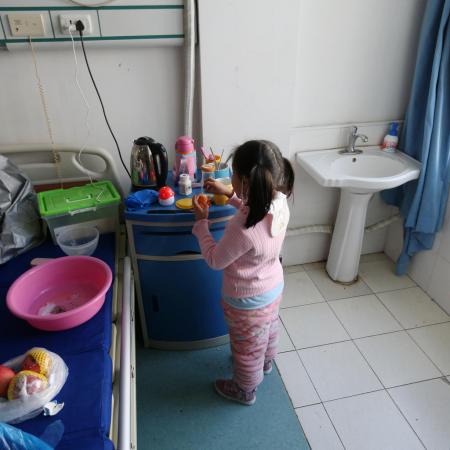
[357,134,369,144]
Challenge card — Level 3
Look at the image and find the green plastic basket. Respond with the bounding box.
[38,181,120,217]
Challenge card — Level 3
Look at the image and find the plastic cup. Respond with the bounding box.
[214,163,230,179]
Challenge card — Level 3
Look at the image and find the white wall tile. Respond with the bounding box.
[408,323,450,375]
[427,257,450,314]
[437,197,450,262]
[408,247,439,293]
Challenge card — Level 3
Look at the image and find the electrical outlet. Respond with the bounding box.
[59,14,93,35]
[8,13,46,37]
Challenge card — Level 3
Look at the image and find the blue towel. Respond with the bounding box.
[382,0,450,274]
[125,189,158,210]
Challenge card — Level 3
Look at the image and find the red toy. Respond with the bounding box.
[158,186,175,206]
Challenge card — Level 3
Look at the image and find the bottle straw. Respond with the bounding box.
[200,146,209,162]
[209,147,218,169]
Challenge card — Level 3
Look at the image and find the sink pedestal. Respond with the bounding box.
[326,190,373,283]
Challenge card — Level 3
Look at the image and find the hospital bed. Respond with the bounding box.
[0,145,136,450]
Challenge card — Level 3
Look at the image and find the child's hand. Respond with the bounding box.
[193,194,209,221]
[204,179,233,198]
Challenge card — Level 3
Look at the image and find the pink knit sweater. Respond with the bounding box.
[192,194,287,298]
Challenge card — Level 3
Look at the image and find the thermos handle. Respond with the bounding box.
[153,143,168,188]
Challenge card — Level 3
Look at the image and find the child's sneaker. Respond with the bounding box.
[214,379,256,406]
[263,360,273,375]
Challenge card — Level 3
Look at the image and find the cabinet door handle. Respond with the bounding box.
[152,295,160,312]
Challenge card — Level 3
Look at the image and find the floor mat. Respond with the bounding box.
[136,343,310,450]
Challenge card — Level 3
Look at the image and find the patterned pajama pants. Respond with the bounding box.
[222,295,282,392]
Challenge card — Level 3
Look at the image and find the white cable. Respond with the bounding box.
[69,27,93,184]
[29,37,63,187]
[69,0,114,6]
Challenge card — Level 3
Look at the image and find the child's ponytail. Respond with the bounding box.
[246,163,274,228]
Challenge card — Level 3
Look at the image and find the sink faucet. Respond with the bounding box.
[339,126,368,155]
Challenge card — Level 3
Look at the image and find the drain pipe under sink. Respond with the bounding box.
[285,213,401,237]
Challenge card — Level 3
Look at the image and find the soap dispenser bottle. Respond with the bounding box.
[381,122,399,153]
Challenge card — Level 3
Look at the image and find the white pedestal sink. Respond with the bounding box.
[296,146,421,283]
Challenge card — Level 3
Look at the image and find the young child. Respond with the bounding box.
[192,140,294,405]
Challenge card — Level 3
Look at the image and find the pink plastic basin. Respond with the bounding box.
[7,256,112,331]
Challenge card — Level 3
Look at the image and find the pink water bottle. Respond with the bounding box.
[173,136,197,185]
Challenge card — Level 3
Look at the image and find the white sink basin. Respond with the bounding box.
[296,146,421,193]
[295,146,421,284]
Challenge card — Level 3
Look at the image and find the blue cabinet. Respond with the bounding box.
[126,190,235,349]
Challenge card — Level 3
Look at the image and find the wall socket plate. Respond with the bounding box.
[59,14,93,35]
[8,13,46,37]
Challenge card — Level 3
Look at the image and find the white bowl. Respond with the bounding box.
[56,226,99,256]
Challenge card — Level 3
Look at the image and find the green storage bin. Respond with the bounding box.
[38,181,121,242]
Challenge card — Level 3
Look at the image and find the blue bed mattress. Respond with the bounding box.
[0,233,116,450]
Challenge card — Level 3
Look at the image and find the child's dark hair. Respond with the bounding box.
[232,140,294,228]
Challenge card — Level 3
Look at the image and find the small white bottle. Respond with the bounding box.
[178,173,192,195]
[381,122,399,153]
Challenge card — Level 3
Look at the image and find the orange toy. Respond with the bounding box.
[7,370,48,400]
[197,194,211,209]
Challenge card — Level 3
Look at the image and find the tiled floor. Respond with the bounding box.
[277,254,450,450]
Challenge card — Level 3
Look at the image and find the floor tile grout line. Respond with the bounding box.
[278,315,296,352]
[383,387,428,449]
[284,320,450,352]
[293,349,348,450]
[281,263,443,449]
[405,327,448,378]
[294,402,348,450]
[280,300,326,311]
[368,291,407,330]
[373,290,450,330]
[341,311,429,448]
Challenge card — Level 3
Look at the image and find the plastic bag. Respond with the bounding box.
[0,154,44,264]
[0,348,68,424]
[0,420,64,450]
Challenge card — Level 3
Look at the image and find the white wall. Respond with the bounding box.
[385,195,450,314]
[199,0,426,265]
[0,0,186,193]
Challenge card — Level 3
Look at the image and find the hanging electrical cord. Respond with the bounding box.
[68,27,93,185]
[29,37,63,188]
[76,21,131,178]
